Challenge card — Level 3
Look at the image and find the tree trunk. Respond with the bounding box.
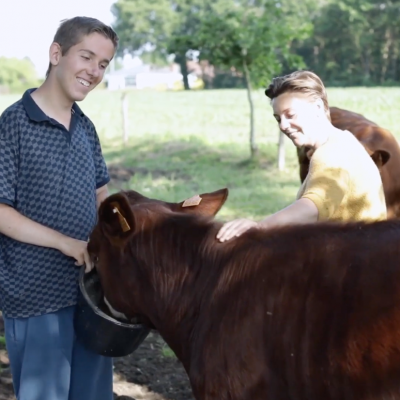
[176,53,190,90]
[380,28,392,84]
[242,57,257,158]
[389,39,399,82]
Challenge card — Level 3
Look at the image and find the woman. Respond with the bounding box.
[217,70,387,242]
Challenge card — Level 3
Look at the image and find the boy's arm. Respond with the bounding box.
[96,184,109,209]
[0,204,91,269]
[0,110,92,270]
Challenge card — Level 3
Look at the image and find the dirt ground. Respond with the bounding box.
[0,312,194,400]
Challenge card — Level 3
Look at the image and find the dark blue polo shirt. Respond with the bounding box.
[0,88,110,318]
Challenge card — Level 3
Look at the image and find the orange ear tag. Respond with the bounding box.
[110,202,131,232]
[182,195,202,208]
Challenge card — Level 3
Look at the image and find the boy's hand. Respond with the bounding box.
[58,237,93,273]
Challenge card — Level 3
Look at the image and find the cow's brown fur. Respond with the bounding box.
[89,188,400,400]
[297,106,400,218]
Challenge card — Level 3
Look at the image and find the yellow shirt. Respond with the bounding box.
[296,130,387,222]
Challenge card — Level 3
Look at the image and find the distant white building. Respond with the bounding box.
[105,65,151,90]
[105,63,202,91]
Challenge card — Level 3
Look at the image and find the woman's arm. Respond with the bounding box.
[216,198,318,242]
[259,197,318,228]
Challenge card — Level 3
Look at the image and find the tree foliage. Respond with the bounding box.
[195,0,309,88]
[111,0,310,91]
[112,0,208,89]
[0,57,41,94]
[89,0,400,87]
[112,0,175,58]
[292,0,400,85]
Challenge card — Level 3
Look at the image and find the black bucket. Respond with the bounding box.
[74,267,150,358]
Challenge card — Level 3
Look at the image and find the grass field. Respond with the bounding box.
[1,87,400,220]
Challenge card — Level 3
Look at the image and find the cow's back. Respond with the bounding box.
[192,221,400,399]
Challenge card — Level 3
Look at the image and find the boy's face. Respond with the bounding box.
[50,32,115,102]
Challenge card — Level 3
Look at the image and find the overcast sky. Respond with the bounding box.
[0,0,116,77]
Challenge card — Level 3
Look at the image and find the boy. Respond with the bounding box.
[0,16,119,400]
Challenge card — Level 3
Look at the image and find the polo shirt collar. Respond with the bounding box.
[22,88,84,122]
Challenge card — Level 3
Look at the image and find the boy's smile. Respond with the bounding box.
[51,32,115,102]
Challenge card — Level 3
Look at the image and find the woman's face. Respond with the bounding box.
[272,92,325,148]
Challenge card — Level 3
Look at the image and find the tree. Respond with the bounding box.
[196,1,310,157]
[0,57,41,93]
[112,0,209,90]
[166,0,213,90]
[292,0,400,85]
[111,0,174,59]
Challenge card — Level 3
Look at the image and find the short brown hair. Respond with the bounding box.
[46,16,119,78]
[265,70,331,120]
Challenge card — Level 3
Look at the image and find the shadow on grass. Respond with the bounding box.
[102,137,301,221]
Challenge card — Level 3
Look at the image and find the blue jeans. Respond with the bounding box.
[3,305,113,400]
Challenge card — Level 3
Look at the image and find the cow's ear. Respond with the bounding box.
[175,188,229,217]
[98,192,135,247]
[371,149,390,169]
[364,147,390,169]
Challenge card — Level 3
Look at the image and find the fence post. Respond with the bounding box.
[121,91,129,144]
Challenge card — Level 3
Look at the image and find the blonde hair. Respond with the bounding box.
[265,70,331,121]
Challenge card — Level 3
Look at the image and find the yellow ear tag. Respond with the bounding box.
[110,202,131,232]
[182,195,202,207]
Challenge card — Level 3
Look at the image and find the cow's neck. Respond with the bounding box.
[134,215,224,367]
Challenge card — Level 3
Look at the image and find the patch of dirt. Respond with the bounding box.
[113,332,193,400]
[108,164,191,189]
[0,312,193,400]
[108,165,137,183]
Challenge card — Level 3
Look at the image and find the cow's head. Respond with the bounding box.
[90,188,229,251]
[87,188,229,321]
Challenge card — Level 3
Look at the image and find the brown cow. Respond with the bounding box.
[297,106,400,218]
[89,188,400,400]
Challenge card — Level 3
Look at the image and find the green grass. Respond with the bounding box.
[1,87,400,219]
[161,344,176,358]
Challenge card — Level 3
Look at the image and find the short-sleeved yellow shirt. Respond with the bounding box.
[296,130,387,222]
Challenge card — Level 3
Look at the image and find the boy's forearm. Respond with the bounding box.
[96,184,109,209]
[0,203,66,250]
